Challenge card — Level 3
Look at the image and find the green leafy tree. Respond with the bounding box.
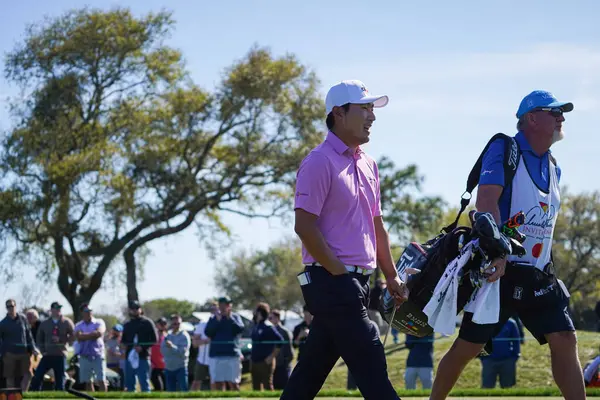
[0,8,323,319]
[121,44,324,302]
[139,298,197,321]
[553,189,600,328]
[214,237,304,313]
[377,156,447,277]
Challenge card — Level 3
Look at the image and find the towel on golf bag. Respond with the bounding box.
[422,240,500,335]
[463,275,500,325]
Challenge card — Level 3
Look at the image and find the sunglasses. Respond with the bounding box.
[6,305,15,309]
[535,107,563,118]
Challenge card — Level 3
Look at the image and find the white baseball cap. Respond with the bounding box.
[325,80,389,115]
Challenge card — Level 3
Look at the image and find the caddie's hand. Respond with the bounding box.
[386,276,409,306]
[485,257,507,282]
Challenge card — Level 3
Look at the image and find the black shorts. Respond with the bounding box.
[458,263,574,348]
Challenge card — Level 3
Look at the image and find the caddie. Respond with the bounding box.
[430,90,586,400]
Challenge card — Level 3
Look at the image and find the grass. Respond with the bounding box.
[269,328,599,392]
[19,388,600,398]
[21,329,599,398]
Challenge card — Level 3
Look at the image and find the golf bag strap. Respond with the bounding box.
[442,133,519,233]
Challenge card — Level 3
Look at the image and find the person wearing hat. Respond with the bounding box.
[204,296,244,391]
[0,299,38,391]
[280,80,408,400]
[161,314,191,392]
[121,300,158,392]
[105,324,125,390]
[74,304,107,392]
[430,90,586,400]
[29,301,74,391]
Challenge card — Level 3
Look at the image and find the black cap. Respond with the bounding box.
[50,302,63,310]
[128,300,141,309]
[218,296,232,304]
[156,317,167,325]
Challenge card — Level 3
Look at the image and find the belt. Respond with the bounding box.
[305,263,374,276]
[510,261,555,276]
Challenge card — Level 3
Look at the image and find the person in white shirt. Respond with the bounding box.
[191,317,211,391]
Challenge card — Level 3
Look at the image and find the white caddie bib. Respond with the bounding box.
[507,155,560,270]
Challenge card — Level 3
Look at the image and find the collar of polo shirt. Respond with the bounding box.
[327,131,363,156]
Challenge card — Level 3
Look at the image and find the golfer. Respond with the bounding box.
[280,80,408,400]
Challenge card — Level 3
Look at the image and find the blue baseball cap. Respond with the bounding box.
[516,90,573,119]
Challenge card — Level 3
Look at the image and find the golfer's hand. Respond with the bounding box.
[485,257,507,282]
[386,276,409,306]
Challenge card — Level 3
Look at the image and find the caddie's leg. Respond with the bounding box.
[430,337,485,399]
[430,311,508,400]
[521,303,584,400]
[546,331,586,400]
[518,277,584,400]
[546,331,585,400]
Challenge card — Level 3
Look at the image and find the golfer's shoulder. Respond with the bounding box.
[303,143,332,164]
[298,146,333,175]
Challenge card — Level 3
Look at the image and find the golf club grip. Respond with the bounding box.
[66,388,97,400]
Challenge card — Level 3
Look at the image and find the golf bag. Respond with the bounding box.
[379,210,526,337]
[379,225,474,337]
[379,133,529,337]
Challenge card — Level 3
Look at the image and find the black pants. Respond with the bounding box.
[151,368,165,391]
[273,364,291,390]
[30,355,66,391]
[280,266,399,400]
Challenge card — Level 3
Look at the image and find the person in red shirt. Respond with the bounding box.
[150,318,167,391]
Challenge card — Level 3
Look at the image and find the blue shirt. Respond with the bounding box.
[482,319,521,360]
[251,320,283,363]
[479,131,561,222]
[204,313,245,358]
[405,333,434,368]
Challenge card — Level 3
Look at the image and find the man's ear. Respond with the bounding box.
[332,105,347,121]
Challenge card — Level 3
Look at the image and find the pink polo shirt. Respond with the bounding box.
[294,131,382,270]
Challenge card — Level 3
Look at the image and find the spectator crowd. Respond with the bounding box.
[0,294,598,393]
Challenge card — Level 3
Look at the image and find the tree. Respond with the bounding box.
[376,156,447,277]
[214,237,304,313]
[16,282,50,310]
[121,44,324,302]
[553,189,600,328]
[138,298,197,321]
[0,7,323,319]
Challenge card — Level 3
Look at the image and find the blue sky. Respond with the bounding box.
[1,0,599,315]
